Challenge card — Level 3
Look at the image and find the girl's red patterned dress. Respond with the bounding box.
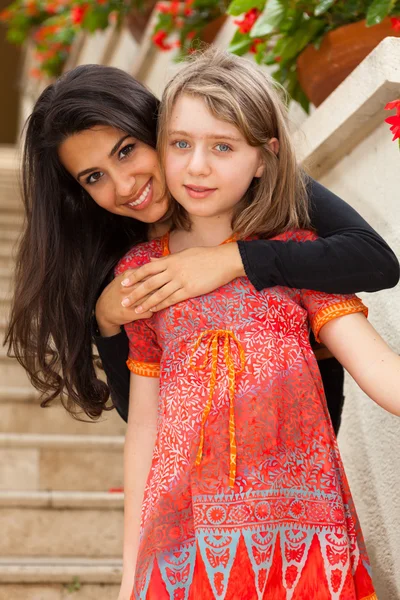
[115,230,377,600]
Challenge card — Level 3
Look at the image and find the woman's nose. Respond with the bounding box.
[115,174,137,199]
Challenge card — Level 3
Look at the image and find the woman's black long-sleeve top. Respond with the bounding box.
[94,178,399,432]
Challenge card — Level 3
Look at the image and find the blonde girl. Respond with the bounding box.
[117,48,398,599]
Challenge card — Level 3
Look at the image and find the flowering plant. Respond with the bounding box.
[0,0,141,77]
[1,0,400,108]
[385,99,400,148]
[151,0,400,112]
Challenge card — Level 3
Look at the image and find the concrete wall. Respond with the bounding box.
[320,123,400,599]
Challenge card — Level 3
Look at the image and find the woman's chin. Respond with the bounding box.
[123,198,169,224]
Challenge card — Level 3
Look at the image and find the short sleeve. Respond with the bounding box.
[301,289,368,343]
[124,319,161,378]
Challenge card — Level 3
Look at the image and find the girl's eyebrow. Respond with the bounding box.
[76,134,131,181]
[168,129,241,142]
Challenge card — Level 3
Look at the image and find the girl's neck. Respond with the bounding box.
[169,216,233,253]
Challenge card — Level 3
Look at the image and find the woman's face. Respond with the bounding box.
[58,125,168,224]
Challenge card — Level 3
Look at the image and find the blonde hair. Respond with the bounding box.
[158,46,310,239]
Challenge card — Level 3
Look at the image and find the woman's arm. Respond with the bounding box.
[319,312,400,416]
[115,179,398,313]
[93,272,154,423]
[118,373,159,600]
[239,179,399,294]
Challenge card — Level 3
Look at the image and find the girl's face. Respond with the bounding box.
[165,94,264,224]
[58,125,168,224]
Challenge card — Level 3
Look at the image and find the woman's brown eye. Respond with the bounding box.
[86,171,103,185]
[119,144,135,159]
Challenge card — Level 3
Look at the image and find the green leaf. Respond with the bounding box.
[251,0,287,37]
[274,17,325,63]
[366,0,395,25]
[228,36,252,54]
[227,0,265,17]
[314,0,336,17]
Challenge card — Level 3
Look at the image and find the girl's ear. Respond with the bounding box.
[268,137,279,155]
[254,137,279,178]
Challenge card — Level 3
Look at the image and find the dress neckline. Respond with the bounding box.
[160,231,238,257]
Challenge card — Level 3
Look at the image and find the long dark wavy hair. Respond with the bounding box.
[5,64,160,419]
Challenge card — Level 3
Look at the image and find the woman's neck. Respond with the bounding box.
[169,216,233,253]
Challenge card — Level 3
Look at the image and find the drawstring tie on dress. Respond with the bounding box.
[189,329,245,488]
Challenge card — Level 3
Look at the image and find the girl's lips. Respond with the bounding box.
[184,185,217,199]
[124,178,153,212]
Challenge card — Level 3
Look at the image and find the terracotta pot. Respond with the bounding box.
[296,18,400,107]
[127,1,158,43]
[201,14,228,44]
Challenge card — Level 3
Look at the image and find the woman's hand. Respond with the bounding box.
[119,243,245,314]
[95,272,153,337]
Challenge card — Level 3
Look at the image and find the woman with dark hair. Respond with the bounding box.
[5,63,399,434]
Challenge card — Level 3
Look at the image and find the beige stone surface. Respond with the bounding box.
[39,449,123,492]
[0,508,123,557]
[294,37,400,179]
[0,584,120,600]
[320,122,400,599]
[0,585,61,600]
[0,448,38,490]
[0,402,126,436]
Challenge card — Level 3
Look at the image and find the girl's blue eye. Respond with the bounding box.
[119,143,135,159]
[216,143,231,153]
[86,171,103,185]
[175,141,189,149]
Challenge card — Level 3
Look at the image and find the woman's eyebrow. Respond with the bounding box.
[168,129,241,142]
[76,134,131,181]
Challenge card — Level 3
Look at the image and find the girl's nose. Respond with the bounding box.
[187,149,211,177]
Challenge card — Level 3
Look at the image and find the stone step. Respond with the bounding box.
[0,491,123,558]
[0,385,126,436]
[0,228,21,241]
[0,433,124,492]
[0,212,24,230]
[0,352,31,387]
[0,557,121,600]
[0,289,11,310]
[0,267,14,289]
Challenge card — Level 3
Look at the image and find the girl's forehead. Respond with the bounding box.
[168,94,243,140]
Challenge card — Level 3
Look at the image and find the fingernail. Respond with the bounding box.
[135,306,143,314]
[121,279,130,287]
[121,298,130,307]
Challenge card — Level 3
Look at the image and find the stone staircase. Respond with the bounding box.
[0,146,126,599]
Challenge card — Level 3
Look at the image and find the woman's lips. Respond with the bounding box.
[184,185,217,199]
[124,178,153,211]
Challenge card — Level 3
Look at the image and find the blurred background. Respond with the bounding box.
[0,1,399,599]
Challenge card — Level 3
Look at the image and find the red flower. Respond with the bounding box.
[385,98,400,141]
[157,3,170,14]
[170,0,180,16]
[30,68,42,79]
[249,38,262,53]
[385,114,400,141]
[152,30,172,51]
[0,8,12,21]
[390,17,400,32]
[234,8,260,34]
[71,4,88,25]
[385,99,400,113]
